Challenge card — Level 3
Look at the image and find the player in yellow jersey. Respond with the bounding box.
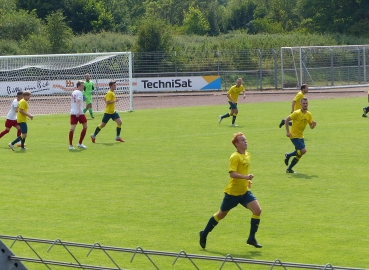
[279,84,309,128]
[8,91,33,151]
[199,132,263,249]
[218,78,246,127]
[284,98,316,173]
[90,80,125,143]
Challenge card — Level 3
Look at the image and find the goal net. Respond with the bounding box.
[0,52,133,117]
[281,45,369,89]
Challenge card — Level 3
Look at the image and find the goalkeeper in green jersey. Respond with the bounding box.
[83,73,95,119]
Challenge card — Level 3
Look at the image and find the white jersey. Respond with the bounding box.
[70,90,84,115]
[6,99,19,120]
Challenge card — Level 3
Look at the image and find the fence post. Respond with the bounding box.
[257,49,262,90]
[272,49,278,89]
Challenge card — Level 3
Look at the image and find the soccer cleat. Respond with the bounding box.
[199,231,207,249]
[218,115,223,124]
[20,147,27,150]
[69,145,75,150]
[362,108,367,117]
[363,114,367,118]
[90,135,96,143]
[78,143,87,149]
[247,238,262,248]
[116,137,125,142]
[286,168,296,174]
[16,142,26,147]
[8,143,15,151]
[231,123,238,127]
[284,153,290,166]
[279,119,285,128]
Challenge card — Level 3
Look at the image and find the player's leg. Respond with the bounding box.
[362,106,369,117]
[286,139,306,173]
[113,113,124,142]
[199,194,238,248]
[0,120,13,138]
[86,97,94,119]
[78,115,88,148]
[219,102,233,123]
[69,115,78,148]
[244,194,262,248]
[91,114,109,142]
[231,106,239,126]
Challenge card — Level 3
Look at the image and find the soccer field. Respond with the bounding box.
[0,96,368,269]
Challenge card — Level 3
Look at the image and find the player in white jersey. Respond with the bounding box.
[0,92,23,144]
[69,80,88,150]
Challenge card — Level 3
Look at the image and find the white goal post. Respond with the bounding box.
[281,45,369,89]
[0,52,133,117]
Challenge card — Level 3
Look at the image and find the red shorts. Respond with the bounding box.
[70,114,87,125]
[5,119,19,129]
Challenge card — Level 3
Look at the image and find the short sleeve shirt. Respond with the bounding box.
[104,90,116,114]
[293,91,305,111]
[71,90,84,115]
[227,85,245,103]
[224,151,251,196]
[17,99,28,123]
[290,110,313,138]
[6,99,18,120]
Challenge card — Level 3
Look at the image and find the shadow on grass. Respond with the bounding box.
[288,173,318,180]
[203,249,262,259]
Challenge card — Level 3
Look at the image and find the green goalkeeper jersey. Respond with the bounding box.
[83,80,94,98]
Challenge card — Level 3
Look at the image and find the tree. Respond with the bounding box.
[223,0,256,31]
[182,6,210,35]
[297,0,369,36]
[0,9,43,41]
[134,18,172,52]
[45,10,73,53]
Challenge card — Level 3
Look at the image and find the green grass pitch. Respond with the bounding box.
[0,96,368,269]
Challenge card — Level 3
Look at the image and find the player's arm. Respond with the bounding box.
[230,171,254,180]
[291,100,296,113]
[309,120,317,129]
[285,116,292,137]
[19,108,33,120]
[242,88,246,99]
[227,93,235,103]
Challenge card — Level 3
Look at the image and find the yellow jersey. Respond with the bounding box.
[17,99,28,123]
[224,151,251,196]
[293,91,305,111]
[227,85,245,103]
[290,109,313,139]
[104,90,116,114]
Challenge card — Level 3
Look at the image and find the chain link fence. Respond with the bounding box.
[133,46,369,91]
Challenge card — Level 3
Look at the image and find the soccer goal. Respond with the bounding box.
[0,52,133,117]
[281,45,369,89]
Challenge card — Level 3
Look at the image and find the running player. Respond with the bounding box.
[83,73,95,119]
[0,92,23,145]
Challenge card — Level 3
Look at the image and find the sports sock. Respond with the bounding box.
[69,130,74,145]
[83,108,87,113]
[21,138,26,148]
[94,125,102,136]
[232,115,237,124]
[0,129,9,138]
[202,214,220,238]
[116,125,121,137]
[88,108,94,118]
[288,156,300,170]
[249,215,260,240]
[11,136,22,145]
[286,150,297,158]
[221,113,230,119]
[79,128,87,144]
